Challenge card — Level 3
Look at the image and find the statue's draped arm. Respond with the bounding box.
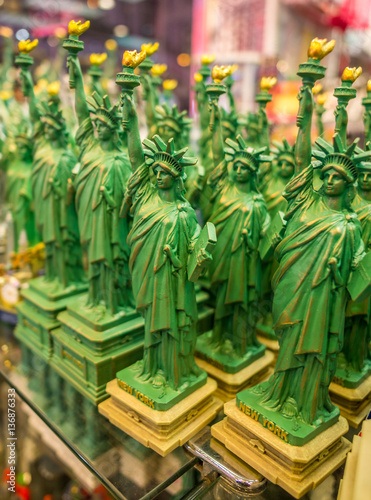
[294,85,313,174]
[68,55,91,126]
[123,93,145,171]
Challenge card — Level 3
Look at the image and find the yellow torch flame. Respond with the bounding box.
[260,76,277,91]
[163,79,178,91]
[47,81,60,96]
[18,39,39,54]
[141,42,159,57]
[68,20,90,37]
[367,79,371,92]
[316,93,328,106]
[308,38,336,60]
[312,83,322,95]
[194,72,203,83]
[201,54,215,66]
[230,64,239,74]
[341,66,362,82]
[90,53,107,66]
[105,39,117,51]
[0,27,13,38]
[151,64,167,77]
[0,90,13,100]
[211,65,233,84]
[122,49,147,68]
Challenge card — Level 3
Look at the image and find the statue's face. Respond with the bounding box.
[44,123,59,141]
[278,159,295,179]
[232,160,250,183]
[153,165,174,190]
[358,170,371,191]
[95,120,111,141]
[15,140,30,159]
[322,167,347,197]
[158,125,176,144]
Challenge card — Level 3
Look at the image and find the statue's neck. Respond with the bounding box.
[358,187,371,202]
[235,179,252,193]
[101,138,114,151]
[158,188,176,203]
[325,194,346,212]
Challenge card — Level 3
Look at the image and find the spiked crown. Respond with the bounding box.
[86,91,119,129]
[224,134,270,171]
[37,99,66,132]
[143,135,197,177]
[354,142,371,172]
[312,134,371,183]
[155,104,192,135]
[220,108,239,134]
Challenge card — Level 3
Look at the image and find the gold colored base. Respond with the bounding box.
[211,400,351,499]
[338,420,371,500]
[330,375,371,428]
[99,378,223,457]
[256,335,279,360]
[195,351,275,402]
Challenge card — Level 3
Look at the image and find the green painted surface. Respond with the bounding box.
[237,381,340,446]
[116,363,207,411]
[197,332,265,374]
[236,43,371,440]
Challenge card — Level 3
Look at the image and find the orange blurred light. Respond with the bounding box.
[177,53,191,67]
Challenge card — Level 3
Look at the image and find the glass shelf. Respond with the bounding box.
[0,318,356,500]
[0,321,202,500]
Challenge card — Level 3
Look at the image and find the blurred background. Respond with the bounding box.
[1,0,371,142]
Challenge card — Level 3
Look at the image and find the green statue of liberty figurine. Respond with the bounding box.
[196,88,271,379]
[67,43,134,315]
[363,79,371,144]
[234,39,371,443]
[114,86,215,404]
[327,68,371,426]
[20,65,85,290]
[3,124,40,251]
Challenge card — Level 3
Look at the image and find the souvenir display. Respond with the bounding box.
[2,5,371,494]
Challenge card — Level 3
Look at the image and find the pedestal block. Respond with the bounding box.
[212,400,351,499]
[99,378,222,456]
[196,350,274,402]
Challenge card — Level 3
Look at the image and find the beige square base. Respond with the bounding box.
[256,335,279,360]
[211,400,351,499]
[330,375,371,428]
[195,350,275,402]
[99,378,223,456]
[338,420,371,500]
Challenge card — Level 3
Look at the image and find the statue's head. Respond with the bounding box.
[86,91,119,141]
[37,99,67,145]
[225,134,270,188]
[272,139,296,180]
[155,104,192,147]
[143,135,197,196]
[357,164,371,191]
[313,134,371,206]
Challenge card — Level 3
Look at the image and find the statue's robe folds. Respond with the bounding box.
[127,163,200,389]
[262,165,364,424]
[75,118,132,311]
[207,160,270,354]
